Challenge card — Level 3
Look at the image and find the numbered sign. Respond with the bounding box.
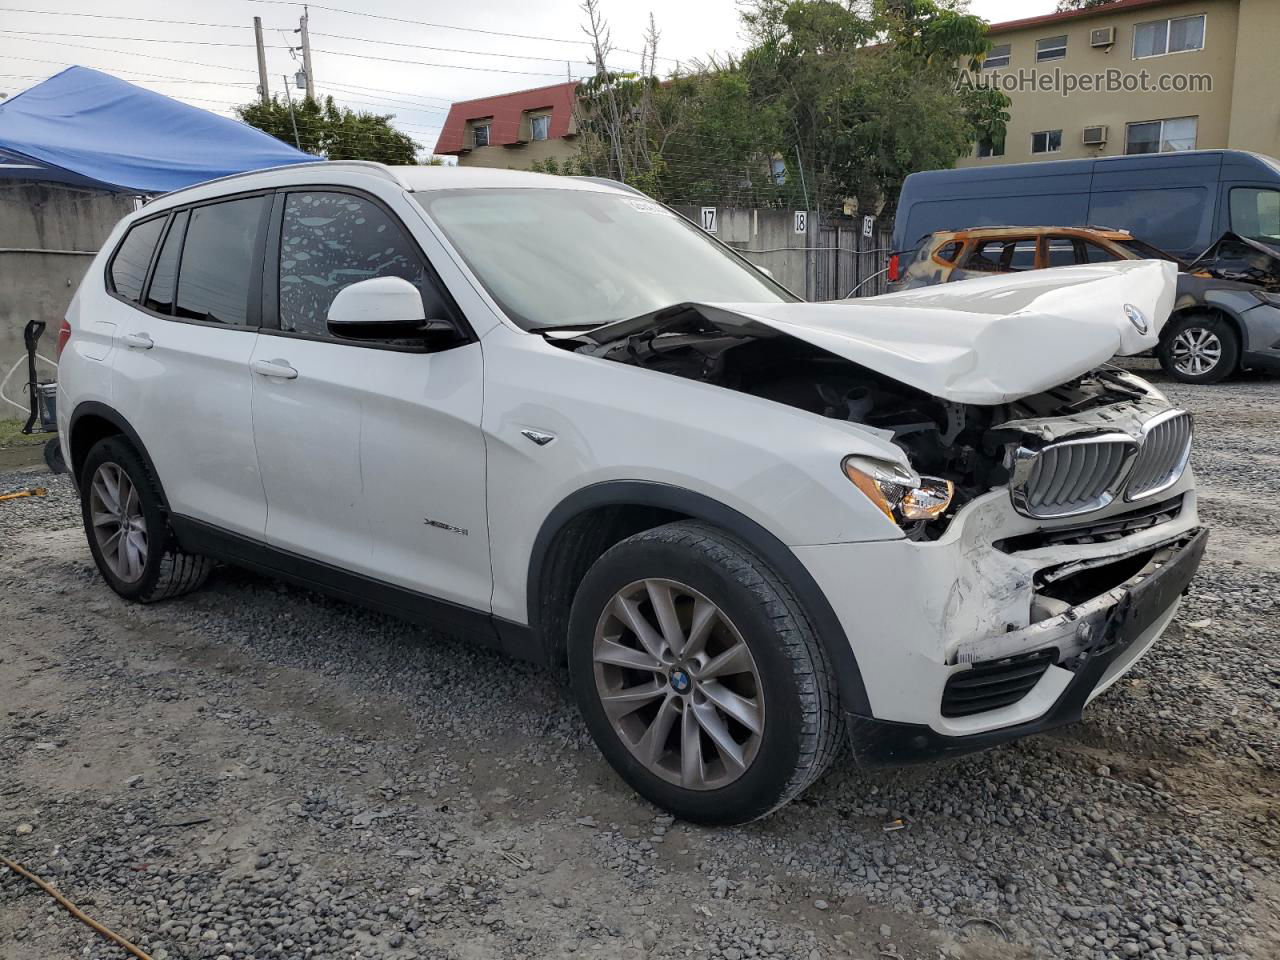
[794,210,808,234]
[862,215,875,239]
[700,207,718,233]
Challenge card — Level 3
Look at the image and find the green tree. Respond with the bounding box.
[235,95,418,165]
[564,0,1007,211]
[741,0,1007,212]
[1056,0,1122,11]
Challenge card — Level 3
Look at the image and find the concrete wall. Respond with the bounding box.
[0,182,135,419]
[670,206,815,297]
[669,206,891,301]
[959,0,1240,167]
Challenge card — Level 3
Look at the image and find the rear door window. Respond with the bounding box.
[1044,238,1078,267]
[109,216,165,303]
[1082,241,1123,263]
[174,196,268,326]
[277,191,449,340]
[964,238,1036,272]
[144,210,189,314]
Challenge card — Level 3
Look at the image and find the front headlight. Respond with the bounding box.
[1252,289,1280,308]
[842,455,955,525]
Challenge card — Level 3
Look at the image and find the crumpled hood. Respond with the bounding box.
[694,260,1177,404]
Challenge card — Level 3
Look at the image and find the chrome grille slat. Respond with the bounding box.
[1010,436,1136,519]
[1009,409,1193,520]
[1127,411,1193,500]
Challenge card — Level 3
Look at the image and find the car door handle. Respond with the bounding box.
[122,332,153,350]
[251,358,299,380]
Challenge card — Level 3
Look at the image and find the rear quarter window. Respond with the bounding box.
[109,216,166,302]
[933,241,963,263]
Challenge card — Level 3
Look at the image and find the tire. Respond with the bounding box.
[567,520,841,824]
[43,437,66,475]
[1157,313,1239,384]
[79,436,213,603]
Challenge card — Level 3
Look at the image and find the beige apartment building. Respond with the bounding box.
[958,0,1280,167]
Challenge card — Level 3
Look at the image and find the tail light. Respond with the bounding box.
[887,253,900,283]
[55,319,72,361]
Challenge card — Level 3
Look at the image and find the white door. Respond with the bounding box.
[251,189,491,610]
[109,197,269,538]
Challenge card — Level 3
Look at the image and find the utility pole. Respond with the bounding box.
[281,75,302,149]
[298,6,315,101]
[253,17,270,104]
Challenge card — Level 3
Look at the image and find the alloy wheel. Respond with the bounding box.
[592,578,765,790]
[1170,327,1223,377]
[89,461,148,582]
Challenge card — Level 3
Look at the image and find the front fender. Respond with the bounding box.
[526,479,874,716]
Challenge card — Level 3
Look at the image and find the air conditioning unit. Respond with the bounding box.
[1083,125,1108,146]
[1091,26,1116,47]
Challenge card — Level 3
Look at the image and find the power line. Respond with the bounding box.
[0,28,280,49]
[0,2,677,63]
[309,47,574,76]
[0,7,256,30]
[239,0,681,64]
[2,30,587,79]
[310,32,597,66]
[1,34,259,74]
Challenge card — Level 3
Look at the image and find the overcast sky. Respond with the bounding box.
[1,0,1056,153]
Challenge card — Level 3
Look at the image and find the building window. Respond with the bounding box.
[472,123,490,148]
[984,43,1010,69]
[1134,15,1206,59]
[1036,35,1067,62]
[530,115,551,141]
[1031,130,1063,154]
[976,136,1004,158]
[1125,116,1197,154]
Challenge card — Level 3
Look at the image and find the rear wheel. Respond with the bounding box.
[1158,314,1239,384]
[568,521,841,824]
[80,436,213,602]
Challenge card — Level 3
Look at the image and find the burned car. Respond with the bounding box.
[892,225,1280,384]
[60,165,1204,824]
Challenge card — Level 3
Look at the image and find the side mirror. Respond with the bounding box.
[326,276,457,342]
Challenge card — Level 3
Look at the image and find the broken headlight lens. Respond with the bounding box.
[842,456,955,525]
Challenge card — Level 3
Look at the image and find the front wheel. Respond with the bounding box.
[567,521,841,824]
[1158,314,1239,384]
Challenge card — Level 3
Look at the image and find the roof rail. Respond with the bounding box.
[154,160,405,202]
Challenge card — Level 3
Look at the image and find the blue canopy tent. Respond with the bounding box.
[0,66,319,194]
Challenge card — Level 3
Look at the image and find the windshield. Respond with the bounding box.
[415,188,794,330]
[1113,237,1185,266]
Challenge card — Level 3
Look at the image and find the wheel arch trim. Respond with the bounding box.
[67,401,169,508]
[527,480,873,716]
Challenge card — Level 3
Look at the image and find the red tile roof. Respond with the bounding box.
[433,81,579,155]
[988,0,1183,33]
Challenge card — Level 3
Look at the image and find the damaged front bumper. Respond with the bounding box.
[847,526,1206,765]
[793,474,1205,763]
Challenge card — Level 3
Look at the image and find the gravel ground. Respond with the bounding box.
[1,367,1277,960]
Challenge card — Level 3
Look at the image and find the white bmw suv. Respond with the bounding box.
[58,162,1206,823]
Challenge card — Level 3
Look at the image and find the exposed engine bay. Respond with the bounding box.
[559,303,1163,537]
